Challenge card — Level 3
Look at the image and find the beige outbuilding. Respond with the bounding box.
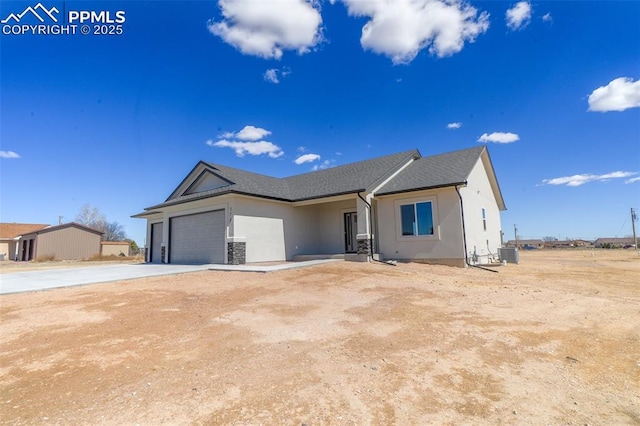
[16,222,103,261]
[0,223,50,261]
[101,241,131,257]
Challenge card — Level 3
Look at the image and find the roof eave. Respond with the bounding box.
[145,187,377,209]
[146,190,294,210]
[292,189,366,203]
[375,182,467,197]
[131,210,162,219]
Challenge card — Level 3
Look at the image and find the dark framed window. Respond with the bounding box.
[400,201,433,236]
[482,208,487,231]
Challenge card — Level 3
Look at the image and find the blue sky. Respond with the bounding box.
[1,0,639,246]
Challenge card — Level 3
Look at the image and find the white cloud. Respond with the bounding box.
[264,69,280,84]
[542,171,637,187]
[477,132,519,143]
[598,171,637,180]
[209,125,283,158]
[337,0,490,64]
[0,150,20,159]
[207,139,284,158]
[263,67,292,84]
[506,1,532,30]
[542,12,552,23]
[208,0,323,60]
[294,153,321,164]
[626,176,640,184]
[587,77,640,112]
[221,125,271,141]
[447,122,462,129]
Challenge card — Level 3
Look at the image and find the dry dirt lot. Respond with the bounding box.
[1,250,639,425]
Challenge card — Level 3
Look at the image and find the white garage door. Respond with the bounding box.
[169,210,225,264]
[150,223,163,263]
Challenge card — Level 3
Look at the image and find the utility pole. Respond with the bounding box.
[514,224,519,249]
[632,208,638,252]
[58,216,63,225]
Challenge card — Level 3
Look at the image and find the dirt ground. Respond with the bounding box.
[1,250,639,425]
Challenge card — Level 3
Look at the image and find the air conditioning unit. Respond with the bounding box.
[499,247,519,264]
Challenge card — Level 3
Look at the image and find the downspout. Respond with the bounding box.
[455,184,498,273]
[357,192,395,266]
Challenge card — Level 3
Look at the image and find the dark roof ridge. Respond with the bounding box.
[201,161,285,181]
[201,149,420,185]
[282,148,419,181]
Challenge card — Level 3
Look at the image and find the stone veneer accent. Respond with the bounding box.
[160,246,166,264]
[356,238,370,255]
[227,242,246,265]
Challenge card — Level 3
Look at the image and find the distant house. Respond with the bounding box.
[544,240,589,248]
[505,239,545,249]
[545,239,593,249]
[544,240,573,249]
[573,239,593,248]
[134,146,506,267]
[16,222,103,261]
[594,237,637,248]
[0,223,50,261]
[101,241,131,257]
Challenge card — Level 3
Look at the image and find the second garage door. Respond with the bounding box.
[150,222,164,263]
[169,210,225,264]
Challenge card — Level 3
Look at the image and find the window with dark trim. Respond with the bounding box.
[400,201,434,236]
[482,208,487,231]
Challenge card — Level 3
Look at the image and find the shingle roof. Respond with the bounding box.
[376,146,485,195]
[144,146,497,210]
[0,223,50,239]
[284,149,419,200]
[594,237,635,244]
[167,164,291,204]
[149,149,419,209]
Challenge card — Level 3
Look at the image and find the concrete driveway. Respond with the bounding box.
[0,264,213,295]
[0,260,341,295]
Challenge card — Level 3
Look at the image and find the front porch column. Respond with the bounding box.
[356,194,373,259]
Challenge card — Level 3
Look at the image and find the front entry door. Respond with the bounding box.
[344,212,358,253]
